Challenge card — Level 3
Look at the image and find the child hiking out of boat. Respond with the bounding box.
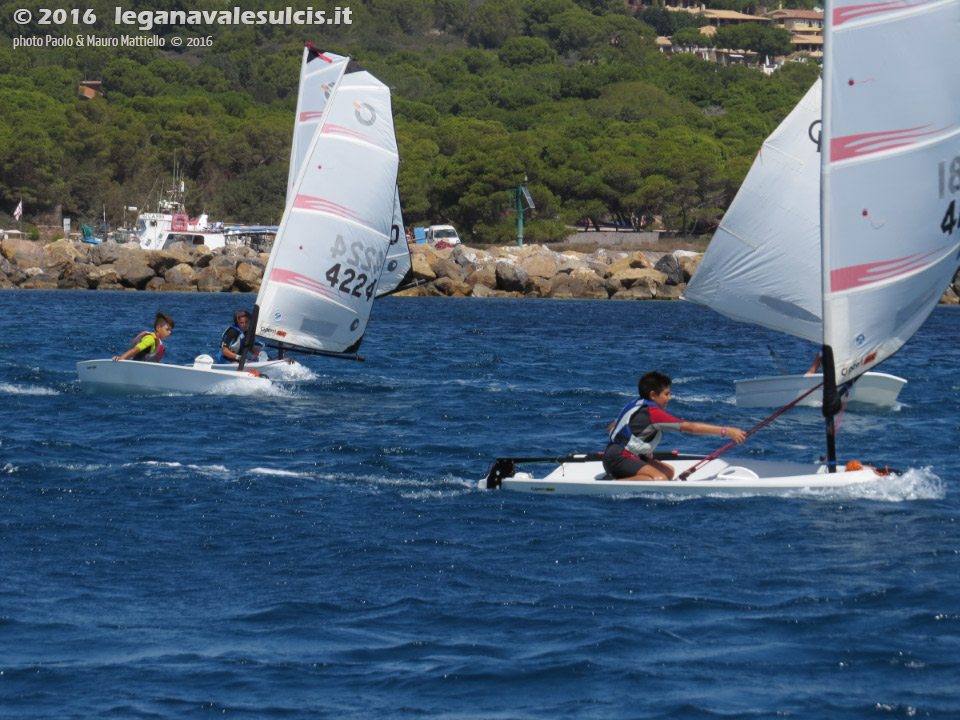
[604,371,747,481]
[112,312,175,362]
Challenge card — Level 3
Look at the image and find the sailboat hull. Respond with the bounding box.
[735,372,906,409]
[77,359,271,395]
[483,456,886,496]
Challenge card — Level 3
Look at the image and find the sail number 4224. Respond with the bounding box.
[325,234,382,300]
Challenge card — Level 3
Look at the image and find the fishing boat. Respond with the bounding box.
[483,0,960,495]
[236,44,403,367]
[134,172,278,252]
[76,356,270,395]
[134,172,229,251]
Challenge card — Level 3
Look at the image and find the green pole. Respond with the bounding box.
[516,185,524,247]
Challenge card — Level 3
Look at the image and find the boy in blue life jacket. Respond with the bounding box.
[112,312,175,362]
[604,371,746,481]
[217,310,268,364]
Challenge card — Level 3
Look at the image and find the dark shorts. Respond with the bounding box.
[602,443,648,479]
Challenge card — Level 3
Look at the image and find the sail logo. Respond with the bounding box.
[354,102,376,126]
[841,350,878,377]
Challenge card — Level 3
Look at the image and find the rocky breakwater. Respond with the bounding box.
[400,243,702,300]
[0,238,268,292]
[3,237,960,304]
[401,243,960,304]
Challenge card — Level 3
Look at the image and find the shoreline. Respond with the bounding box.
[3,237,959,304]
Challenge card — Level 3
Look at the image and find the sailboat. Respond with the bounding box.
[78,47,403,394]
[681,77,906,409]
[482,0,960,494]
[235,44,403,367]
[217,44,410,377]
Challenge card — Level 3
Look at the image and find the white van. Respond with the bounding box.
[424,225,461,246]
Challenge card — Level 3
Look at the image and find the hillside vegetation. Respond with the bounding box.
[0,0,820,243]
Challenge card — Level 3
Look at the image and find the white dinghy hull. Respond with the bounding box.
[735,372,906,409]
[77,358,271,395]
[483,456,887,497]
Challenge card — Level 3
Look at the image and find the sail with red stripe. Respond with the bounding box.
[255,68,400,354]
[286,46,349,206]
[821,0,960,383]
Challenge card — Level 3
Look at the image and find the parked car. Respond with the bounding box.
[424,225,461,246]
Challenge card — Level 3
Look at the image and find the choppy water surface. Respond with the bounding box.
[1,290,958,719]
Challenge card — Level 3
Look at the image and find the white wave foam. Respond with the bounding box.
[0,382,58,396]
[829,466,945,501]
[270,363,318,381]
[673,393,725,405]
[248,467,314,479]
[134,461,231,476]
[203,379,293,398]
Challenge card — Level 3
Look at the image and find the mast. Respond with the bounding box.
[820,347,841,472]
[819,8,837,472]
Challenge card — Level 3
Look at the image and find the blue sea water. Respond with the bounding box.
[1,289,958,719]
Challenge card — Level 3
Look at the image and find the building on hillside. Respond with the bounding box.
[768,8,824,35]
[656,36,760,68]
[790,33,824,58]
[700,8,770,27]
[78,81,102,100]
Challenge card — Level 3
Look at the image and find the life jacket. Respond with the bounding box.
[129,331,164,362]
[608,399,661,458]
[217,324,245,363]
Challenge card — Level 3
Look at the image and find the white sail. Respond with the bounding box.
[287,46,410,298]
[684,79,823,342]
[255,70,400,354]
[287,46,349,205]
[821,0,960,384]
[375,187,412,297]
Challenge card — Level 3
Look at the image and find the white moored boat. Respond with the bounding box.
[484,0,960,495]
[735,372,906,409]
[77,357,270,395]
